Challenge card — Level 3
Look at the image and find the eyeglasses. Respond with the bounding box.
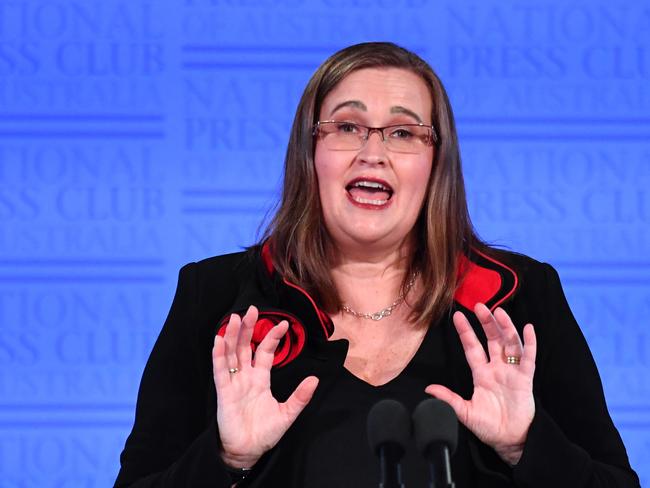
[313,120,437,154]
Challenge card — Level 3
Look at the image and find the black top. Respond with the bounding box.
[295,322,476,487]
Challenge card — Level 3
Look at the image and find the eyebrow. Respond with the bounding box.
[329,100,366,116]
[329,100,423,123]
[391,106,423,123]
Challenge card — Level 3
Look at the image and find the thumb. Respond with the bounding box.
[425,384,469,425]
[281,376,319,423]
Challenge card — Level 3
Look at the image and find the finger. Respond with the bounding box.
[474,303,504,362]
[253,320,289,371]
[521,323,537,376]
[453,311,488,368]
[223,313,242,369]
[424,384,469,425]
[281,376,319,424]
[212,334,230,389]
[237,305,258,367]
[493,307,524,360]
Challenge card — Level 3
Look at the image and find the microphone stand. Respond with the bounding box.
[378,444,406,488]
[426,445,455,488]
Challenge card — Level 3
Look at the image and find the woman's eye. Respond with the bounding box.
[336,123,359,133]
[391,127,413,139]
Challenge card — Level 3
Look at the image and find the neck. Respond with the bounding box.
[329,235,412,276]
[328,236,416,317]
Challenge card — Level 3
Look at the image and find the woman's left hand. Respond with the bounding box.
[425,303,537,465]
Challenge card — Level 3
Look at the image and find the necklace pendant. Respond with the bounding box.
[341,271,417,322]
[371,308,393,321]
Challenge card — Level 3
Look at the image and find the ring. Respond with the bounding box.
[228,367,239,374]
[505,356,521,365]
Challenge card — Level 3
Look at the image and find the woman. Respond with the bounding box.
[114,42,640,487]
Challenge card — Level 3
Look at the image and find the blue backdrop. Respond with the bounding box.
[0,0,648,486]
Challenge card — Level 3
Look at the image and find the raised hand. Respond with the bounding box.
[425,303,537,465]
[212,305,319,469]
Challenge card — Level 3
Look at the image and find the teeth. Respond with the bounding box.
[353,180,390,191]
[351,196,389,206]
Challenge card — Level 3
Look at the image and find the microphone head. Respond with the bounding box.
[367,399,411,461]
[412,398,459,456]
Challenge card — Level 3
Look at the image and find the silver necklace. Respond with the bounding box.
[341,272,418,321]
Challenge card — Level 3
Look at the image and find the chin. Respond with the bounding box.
[346,226,407,247]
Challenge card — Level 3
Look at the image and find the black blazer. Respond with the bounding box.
[114,245,640,487]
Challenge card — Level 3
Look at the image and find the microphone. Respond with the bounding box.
[412,398,458,488]
[367,399,411,488]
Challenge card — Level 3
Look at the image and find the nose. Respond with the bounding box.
[357,129,388,164]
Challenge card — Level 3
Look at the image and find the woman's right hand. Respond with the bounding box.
[212,305,319,469]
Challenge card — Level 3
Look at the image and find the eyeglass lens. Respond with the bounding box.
[316,122,434,154]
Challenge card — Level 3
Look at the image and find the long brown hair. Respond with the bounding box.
[264,42,488,326]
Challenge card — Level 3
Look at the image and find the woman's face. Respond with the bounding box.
[314,67,434,253]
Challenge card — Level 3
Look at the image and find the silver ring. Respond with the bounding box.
[505,356,521,365]
[228,367,239,374]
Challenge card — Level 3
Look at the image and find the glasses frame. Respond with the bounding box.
[313,120,439,153]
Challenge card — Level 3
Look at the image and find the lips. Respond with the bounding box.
[345,177,394,207]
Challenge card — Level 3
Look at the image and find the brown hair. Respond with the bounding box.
[263,41,488,326]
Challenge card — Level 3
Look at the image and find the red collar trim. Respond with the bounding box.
[282,278,335,338]
[454,248,518,312]
[261,240,275,276]
[260,240,335,338]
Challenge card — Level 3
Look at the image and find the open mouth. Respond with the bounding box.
[345,178,394,206]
